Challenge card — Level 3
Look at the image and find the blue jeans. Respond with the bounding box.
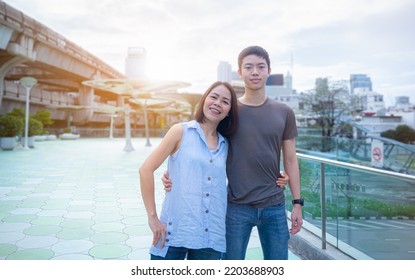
[224,202,290,260]
[151,246,222,260]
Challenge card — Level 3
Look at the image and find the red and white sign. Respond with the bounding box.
[371,140,384,168]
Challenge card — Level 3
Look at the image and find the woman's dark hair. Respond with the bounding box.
[194,81,238,137]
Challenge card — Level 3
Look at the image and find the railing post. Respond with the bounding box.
[320,163,327,249]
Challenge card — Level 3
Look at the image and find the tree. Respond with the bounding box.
[381,125,415,144]
[306,78,350,151]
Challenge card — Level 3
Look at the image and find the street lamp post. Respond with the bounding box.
[109,112,116,139]
[123,104,134,152]
[19,77,37,149]
[143,99,151,147]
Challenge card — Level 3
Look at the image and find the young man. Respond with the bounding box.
[224,46,303,260]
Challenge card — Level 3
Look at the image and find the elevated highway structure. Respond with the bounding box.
[0,1,125,127]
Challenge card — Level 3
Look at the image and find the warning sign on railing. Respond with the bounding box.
[371,139,384,168]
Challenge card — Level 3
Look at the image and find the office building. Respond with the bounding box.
[125,47,147,79]
[350,74,372,94]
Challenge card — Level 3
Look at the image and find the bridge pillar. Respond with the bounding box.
[72,84,94,124]
[0,56,27,109]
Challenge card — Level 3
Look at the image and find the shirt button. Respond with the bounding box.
[207,177,211,181]
[205,210,209,213]
[166,239,169,242]
[206,193,209,197]
[167,232,171,235]
[168,222,172,225]
[209,160,213,163]
[205,228,208,232]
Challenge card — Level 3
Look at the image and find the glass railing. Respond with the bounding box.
[296,135,415,175]
[285,153,415,260]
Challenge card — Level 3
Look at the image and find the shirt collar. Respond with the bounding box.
[188,120,226,146]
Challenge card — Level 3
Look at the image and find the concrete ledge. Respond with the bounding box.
[288,228,354,260]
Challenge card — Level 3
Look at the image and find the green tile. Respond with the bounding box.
[19,201,45,208]
[120,208,141,217]
[2,214,37,223]
[94,201,120,208]
[94,213,123,223]
[95,196,116,202]
[6,191,31,196]
[41,203,68,210]
[24,225,62,236]
[72,194,96,200]
[67,205,95,212]
[57,229,94,240]
[94,207,120,214]
[122,216,147,226]
[123,225,151,236]
[6,248,54,260]
[89,244,131,259]
[0,201,20,211]
[92,222,125,232]
[32,186,56,193]
[90,232,128,244]
[60,219,94,229]
[23,197,49,203]
[0,244,17,257]
[31,216,64,226]
[0,212,10,220]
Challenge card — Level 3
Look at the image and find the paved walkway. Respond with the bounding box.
[0,137,300,260]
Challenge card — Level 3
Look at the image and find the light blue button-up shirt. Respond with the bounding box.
[150,120,228,257]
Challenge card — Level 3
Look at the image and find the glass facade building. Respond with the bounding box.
[350,74,372,94]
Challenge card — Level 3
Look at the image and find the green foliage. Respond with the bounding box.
[381,124,415,144]
[2,108,49,137]
[0,115,24,137]
[32,109,54,127]
[63,127,72,133]
[7,107,25,118]
[28,118,43,136]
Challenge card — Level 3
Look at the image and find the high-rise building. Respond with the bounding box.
[350,74,372,94]
[217,61,232,82]
[125,47,147,79]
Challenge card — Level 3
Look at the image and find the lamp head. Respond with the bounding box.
[19,77,37,88]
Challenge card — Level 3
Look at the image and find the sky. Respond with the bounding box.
[4,0,415,106]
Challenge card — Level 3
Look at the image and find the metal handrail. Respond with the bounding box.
[296,152,415,253]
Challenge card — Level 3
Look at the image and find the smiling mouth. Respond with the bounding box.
[209,107,221,115]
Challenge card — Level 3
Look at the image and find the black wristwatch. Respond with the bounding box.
[292,198,304,206]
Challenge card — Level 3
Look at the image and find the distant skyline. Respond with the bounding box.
[3,0,415,106]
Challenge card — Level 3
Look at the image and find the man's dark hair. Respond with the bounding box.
[238,46,271,70]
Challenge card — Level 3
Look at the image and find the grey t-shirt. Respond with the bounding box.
[226,98,298,207]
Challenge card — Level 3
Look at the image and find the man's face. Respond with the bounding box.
[238,54,270,91]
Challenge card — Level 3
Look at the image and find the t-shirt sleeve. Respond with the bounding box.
[282,107,297,140]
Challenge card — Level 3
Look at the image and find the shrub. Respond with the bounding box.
[32,109,54,127]
[28,118,43,136]
[0,115,24,137]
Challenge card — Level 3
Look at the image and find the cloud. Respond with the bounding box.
[3,0,415,105]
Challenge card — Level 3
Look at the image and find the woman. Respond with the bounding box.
[139,81,238,260]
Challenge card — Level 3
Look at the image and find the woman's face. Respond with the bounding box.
[202,84,232,123]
